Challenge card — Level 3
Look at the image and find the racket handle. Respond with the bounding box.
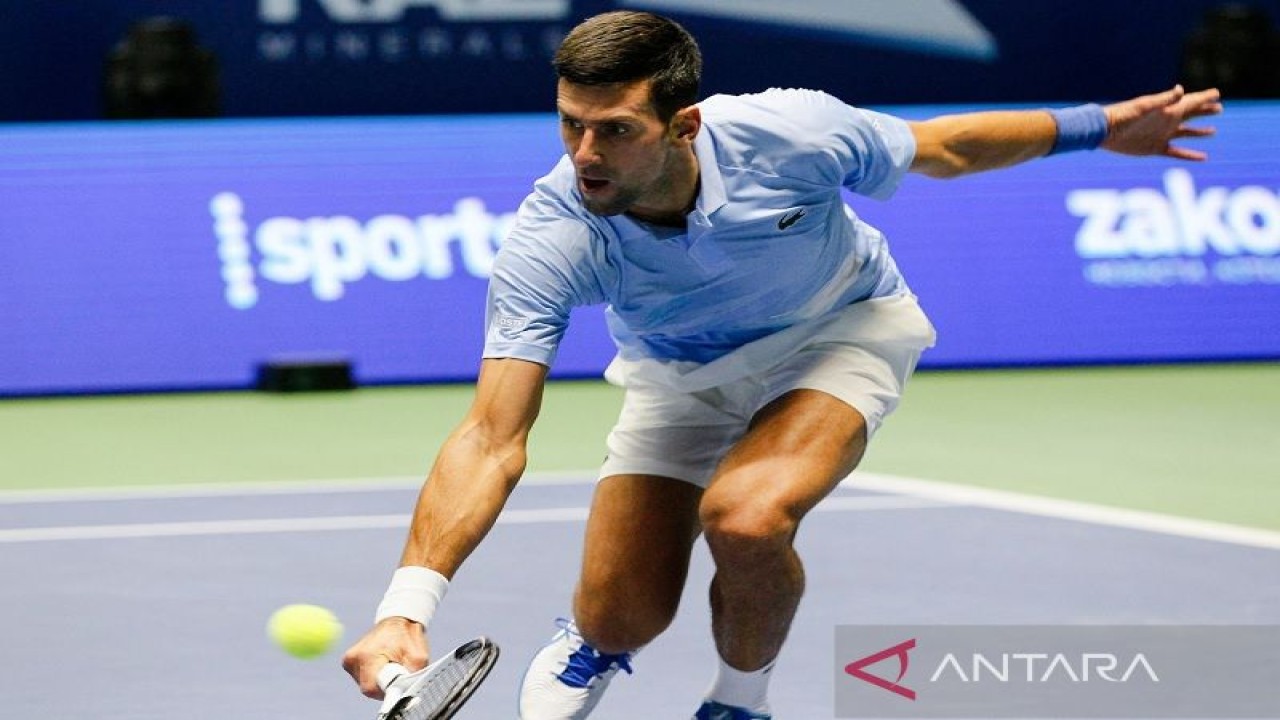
[377,662,408,692]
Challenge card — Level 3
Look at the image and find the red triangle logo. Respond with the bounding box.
[844,638,917,700]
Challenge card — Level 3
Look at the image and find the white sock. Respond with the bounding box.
[706,657,774,713]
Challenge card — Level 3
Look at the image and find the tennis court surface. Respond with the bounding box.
[2,471,1276,719]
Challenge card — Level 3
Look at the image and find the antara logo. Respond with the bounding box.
[843,638,1161,703]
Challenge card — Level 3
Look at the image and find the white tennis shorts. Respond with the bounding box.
[598,294,936,488]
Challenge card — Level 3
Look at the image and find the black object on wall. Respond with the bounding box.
[1181,3,1280,97]
[256,358,357,393]
[103,17,221,118]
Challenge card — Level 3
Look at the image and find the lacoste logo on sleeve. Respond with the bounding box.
[491,315,529,338]
[777,209,806,230]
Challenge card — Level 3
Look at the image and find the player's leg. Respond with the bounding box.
[574,473,703,651]
[694,340,921,718]
[702,388,865,665]
[520,374,739,720]
[518,473,702,720]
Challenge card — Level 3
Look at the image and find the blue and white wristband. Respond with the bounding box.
[1047,103,1109,155]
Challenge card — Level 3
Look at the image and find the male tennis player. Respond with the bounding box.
[343,11,1222,719]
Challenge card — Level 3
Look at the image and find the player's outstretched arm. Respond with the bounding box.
[342,357,548,699]
[908,85,1222,178]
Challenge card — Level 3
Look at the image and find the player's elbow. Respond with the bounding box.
[912,155,968,179]
[450,418,530,484]
[909,122,971,178]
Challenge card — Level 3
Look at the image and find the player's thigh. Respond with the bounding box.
[575,474,702,623]
[703,340,921,530]
[701,389,868,537]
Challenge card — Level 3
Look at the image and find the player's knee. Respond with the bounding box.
[573,594,673,654]
[573,564,679,653]
[699,491,799,560]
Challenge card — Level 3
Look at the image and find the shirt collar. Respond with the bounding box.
[692,127,727,219]
[604,127,726,242]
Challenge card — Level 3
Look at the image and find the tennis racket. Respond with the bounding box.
[375,637,500,720]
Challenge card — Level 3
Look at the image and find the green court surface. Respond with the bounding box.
[1,362,1276,530]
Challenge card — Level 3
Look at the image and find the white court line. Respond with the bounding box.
[0,472,588,504]
[2,471,1277,550]
[848,473,1280,551]
[0,495,944,544]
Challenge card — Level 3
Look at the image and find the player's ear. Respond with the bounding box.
[670,105,701,144]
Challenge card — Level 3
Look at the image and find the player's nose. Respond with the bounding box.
[573,130,603,165]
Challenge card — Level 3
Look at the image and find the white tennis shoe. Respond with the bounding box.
[517,619,634,720]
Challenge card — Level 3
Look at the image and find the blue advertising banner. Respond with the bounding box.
[1,103,1277,395]
[0,114,610,394]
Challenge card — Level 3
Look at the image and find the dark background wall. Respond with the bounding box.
[5,0,1280,122]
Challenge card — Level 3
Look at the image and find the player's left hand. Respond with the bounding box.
[1101,85,1223,161]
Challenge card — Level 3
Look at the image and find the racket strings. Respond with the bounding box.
[398,647,495,720]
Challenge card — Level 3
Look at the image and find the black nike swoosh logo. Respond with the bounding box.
[777,210,806,230]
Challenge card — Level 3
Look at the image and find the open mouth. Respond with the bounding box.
[580,177,610,193]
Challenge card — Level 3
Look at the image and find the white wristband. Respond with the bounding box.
[374,566,449,626]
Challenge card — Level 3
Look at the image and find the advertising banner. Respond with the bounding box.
[1,104,1276,394]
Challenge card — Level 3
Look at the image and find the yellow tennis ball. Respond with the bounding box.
[267,604,343,660]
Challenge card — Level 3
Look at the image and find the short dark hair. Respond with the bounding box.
[553,11,702,121]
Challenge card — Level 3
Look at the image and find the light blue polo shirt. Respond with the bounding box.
[484,88,917,366]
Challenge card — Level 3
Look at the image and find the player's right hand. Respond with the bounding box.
[1101,85,1222,161]
[341,617,430,699]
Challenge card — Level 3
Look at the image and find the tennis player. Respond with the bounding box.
[343,11,1222,719]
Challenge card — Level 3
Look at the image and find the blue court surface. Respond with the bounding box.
[1,472,1277,719]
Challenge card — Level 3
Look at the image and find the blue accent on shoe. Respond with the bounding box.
[694,700,772,720]
[552,619,634,689]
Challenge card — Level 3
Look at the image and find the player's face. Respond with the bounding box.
[557,79,689,218]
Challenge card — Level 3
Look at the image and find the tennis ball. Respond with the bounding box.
[267,604,344,660]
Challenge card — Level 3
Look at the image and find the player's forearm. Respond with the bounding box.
[400,421,528,577]
[908,110,1059,178]
[370,358,545,630]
